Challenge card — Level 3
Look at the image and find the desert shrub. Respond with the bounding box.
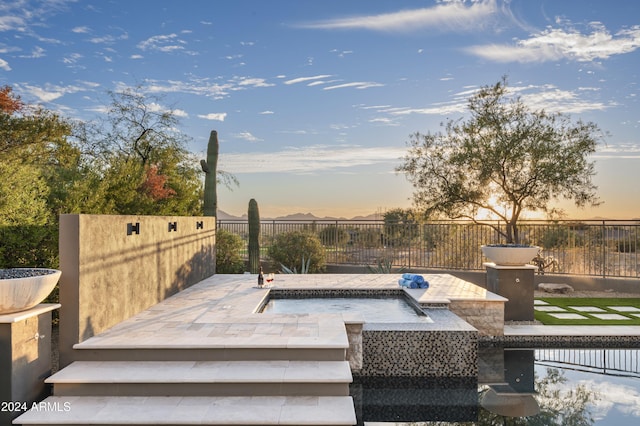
[268,230,326,273]
[352,227,383,248]
[318,225,349,247]
[616,239,637,253]
[215,228,245,273]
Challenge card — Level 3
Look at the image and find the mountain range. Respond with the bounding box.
[216,210,382,221]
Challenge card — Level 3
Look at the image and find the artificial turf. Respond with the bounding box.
[534,298,640,326]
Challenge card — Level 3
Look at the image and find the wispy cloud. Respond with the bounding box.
[89,31,129,45]
[71,26,90,34]
[595,143,640,159]
[0,15,26,32]
[466,24,640,63]
[137,33,187,52]
[15,81,95,103]
[323,81,384,90]
[198,112,227,121]
[375,82,612,120]
[0,58,10,71]
[233,132,262,142]
[294,0,497,32]
[220,145,406,174]
[284,75,333,85]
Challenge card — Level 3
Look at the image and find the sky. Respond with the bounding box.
[1,0,639,219]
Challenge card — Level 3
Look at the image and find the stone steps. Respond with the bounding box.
[12,395,357,425]
[47,360,352,397]
[14,322,357,425]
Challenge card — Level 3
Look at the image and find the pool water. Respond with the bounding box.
[261,297,432,323]
[353,348,640,425]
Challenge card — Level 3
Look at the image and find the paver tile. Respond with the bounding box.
[591,313,631,320]
[569,306,606,312]
[549,313,589,320]
[535,306,567,312]
[607,306,640,312]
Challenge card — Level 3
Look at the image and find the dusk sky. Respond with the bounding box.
[2,0,639,219]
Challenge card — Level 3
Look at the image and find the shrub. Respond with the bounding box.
[215,228,245,273]
[318,225,349,247]
[268,230,326,273]
[616,239,637,253]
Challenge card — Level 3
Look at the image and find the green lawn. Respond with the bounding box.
[534,298,640,326]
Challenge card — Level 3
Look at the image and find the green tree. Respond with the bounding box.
[268,231,326,273]
[382,208,420,247]
[74,86,202,215]
[0,86,75,267]
[215,229,245,273]
[397,77,602,244]
[318,225,349,247]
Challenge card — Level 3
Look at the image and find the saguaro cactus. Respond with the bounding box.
[248,198,260,274]
[201,130,219,217]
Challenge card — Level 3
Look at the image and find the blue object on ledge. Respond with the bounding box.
[399,273,429,289]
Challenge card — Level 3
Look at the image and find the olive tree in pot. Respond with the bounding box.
[397,76,603,266]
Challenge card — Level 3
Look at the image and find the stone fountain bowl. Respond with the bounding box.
[0,268,61,315]
[481,245,539,266]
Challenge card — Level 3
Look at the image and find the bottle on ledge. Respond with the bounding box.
[258,266,264,288]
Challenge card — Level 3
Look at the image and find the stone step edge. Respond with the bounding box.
[13,396,357,426]
[46,360,353,384]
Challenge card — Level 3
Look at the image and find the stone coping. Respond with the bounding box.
[0,303,60,323]
[72,273,502,351]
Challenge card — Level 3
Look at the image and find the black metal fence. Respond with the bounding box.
[217,219,640,278]
[536,349,640,378]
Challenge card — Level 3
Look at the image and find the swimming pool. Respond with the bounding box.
[260,296,433,323]
[353,348,640,425]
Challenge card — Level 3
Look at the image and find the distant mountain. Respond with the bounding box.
[216,210,246,220]
[216,210,382,221]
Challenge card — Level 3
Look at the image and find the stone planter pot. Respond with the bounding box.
[481,245,539,266]
[0,268,61,314]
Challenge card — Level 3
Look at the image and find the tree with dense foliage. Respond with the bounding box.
[215,229,246,273]
[0,85,77,267]
[268,230,326,273]
[397,77,602,244]
[74,86,202,215]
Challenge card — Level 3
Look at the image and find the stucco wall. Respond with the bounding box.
[58,214,215,368]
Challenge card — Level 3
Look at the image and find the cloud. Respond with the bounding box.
[137,33,186,52]
[89,32,129,44]
[374,82,612,121]
[233,132,262,142]
[284,75,333,85]
[466,24,640,63]
[72,26,90,34]
[323,81,384,90]
[0,58,11,71]
[294,0,497,32]
[260,110,274,115]
[220,145,406,174]
[595,143,640,159]
[19,46,45,58]
[198,112,227,121]
[233,76,274,88]
[0,15,25,32]
[15,81,98,103]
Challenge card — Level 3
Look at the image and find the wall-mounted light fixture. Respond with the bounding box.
[127,223,140,235]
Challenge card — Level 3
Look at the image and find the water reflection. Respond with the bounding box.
[354,348,640,425]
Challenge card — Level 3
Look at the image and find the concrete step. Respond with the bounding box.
[69,346,347,362]
[13,396,357,425]
[48,360,353,397]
